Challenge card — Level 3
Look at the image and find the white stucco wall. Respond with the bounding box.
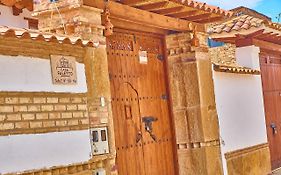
[0,130,92,174]
[0,55,87,93]
[213,72,267,175]
[0,5,32,28]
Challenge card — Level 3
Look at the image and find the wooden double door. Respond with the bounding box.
[106,30,176,175]
[260,50,281,169]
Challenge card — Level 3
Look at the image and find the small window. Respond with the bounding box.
[208,38,225,48]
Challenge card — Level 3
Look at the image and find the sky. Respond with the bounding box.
[200,0,281,22]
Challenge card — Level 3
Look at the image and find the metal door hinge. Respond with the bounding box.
[157,54,164,61]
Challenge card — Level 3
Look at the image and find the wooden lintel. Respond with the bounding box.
[137,1,169,11]
[12,5,22,16]
[235,37,253,47]
[83,0,205,32]
[253,39,281,53]
[152,6,184,15]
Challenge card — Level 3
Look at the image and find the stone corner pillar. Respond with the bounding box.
[165,31,223,175]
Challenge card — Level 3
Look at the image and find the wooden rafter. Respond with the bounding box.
[137,1,169,10]
[168,10,199,18]
[151,6,184,15]
[183,13,211,21]
[192,15,222,23]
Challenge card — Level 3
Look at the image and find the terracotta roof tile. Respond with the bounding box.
[209,15,267,34]
[0,25,100,47]
[1,0,33,10]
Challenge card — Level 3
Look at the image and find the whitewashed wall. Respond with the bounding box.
[0,55,87,93]
[0,5,32,28]
[0,130,92,174]
[213,72,267,175]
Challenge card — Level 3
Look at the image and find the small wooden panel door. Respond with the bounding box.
[260,50,281,169]
[106,30,176,175]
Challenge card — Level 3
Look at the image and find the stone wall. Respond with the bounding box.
[209,43,236,65]
[0,93,88,136]
[166,32,223,175]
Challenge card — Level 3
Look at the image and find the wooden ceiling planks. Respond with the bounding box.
[118,0,232,24]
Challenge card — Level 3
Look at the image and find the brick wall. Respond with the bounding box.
[0,92,89,136]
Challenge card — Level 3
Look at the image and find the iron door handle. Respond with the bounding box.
[271,123,278,135]
[142,116,158,141]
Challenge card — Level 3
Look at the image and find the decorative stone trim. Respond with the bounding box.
[4,159,106,175]
[225,143,268,160]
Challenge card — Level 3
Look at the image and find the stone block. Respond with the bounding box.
[68,119,79,126]
[177,149,194,175]
[22,113,35,120]
[30,121,43,128]
[191,147,208,175]
[182,62,200,107]
[55,120,67,127]
[6,113,21,121]
[61,112,73,119]
[49,113,61,119]
[0,106,14,113]
[19,97,32,104]
[43,121,55,127]
[5,97,19,104]
[0,123,14,130]
[201,106,220,141]
[36,113,49,120]
[15,122,29,129]
[205,146,223,175]
[59,97,71,103]
[174,110,189,143]
[0,114,6,121]
[41,105,54,111]
[47,97,59,103]
[0,97,4,104]
[67,104,78,111]
[33,97,46,104]
[28,105,41,112]
[73,112,84,118]
[14,105,28,112]
[187,106,203,142]
[71,97,83,103]
[54,105,67,111]
[78,104,87,111]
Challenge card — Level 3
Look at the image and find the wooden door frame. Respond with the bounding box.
[106,26,180,175]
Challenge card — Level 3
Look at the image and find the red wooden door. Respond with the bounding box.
[106,30,176,175]
[260,50,281,169]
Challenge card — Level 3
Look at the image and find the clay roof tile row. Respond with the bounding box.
[210,15,281,35]
[0,25,99,47]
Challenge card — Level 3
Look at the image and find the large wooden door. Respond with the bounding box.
[260,50,281,169]
[106,29,176,175]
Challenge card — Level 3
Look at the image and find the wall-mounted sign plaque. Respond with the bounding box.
[50,55,77,85]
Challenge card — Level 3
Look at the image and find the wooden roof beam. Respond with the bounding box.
[137,1,169,11]
[120,0,149,6]
[151,6,184,15]
[83,0,205,32]
[168,10,199,18]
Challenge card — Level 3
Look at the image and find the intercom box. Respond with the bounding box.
[90,127,109,155]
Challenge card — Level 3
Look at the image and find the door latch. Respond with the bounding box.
[271,123,278,135]
[142,116,158,141]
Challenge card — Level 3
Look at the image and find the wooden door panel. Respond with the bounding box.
[260,51,281,170]
[107,30,176,175]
